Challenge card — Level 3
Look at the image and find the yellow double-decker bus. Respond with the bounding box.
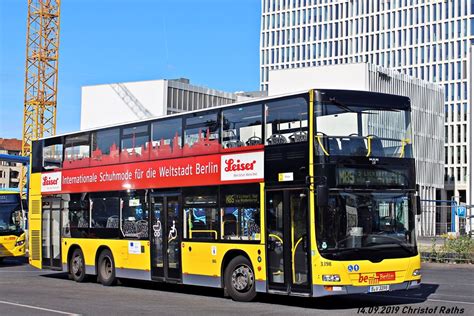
[28,89,421,301]
[0,190,26,262]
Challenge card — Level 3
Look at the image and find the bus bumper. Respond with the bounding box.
[312,279,421,297]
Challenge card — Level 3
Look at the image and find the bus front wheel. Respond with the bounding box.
[224,256,256,302]
[98,249,117,286]
[70,248,86,282]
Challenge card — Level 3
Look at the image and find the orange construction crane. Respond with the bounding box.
[20,0,61,193]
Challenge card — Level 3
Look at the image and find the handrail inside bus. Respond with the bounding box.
[316,135,329,156]
[292,237,304,284]
[268,233,283,243]
[189,230,218,239]
[366,135,373,157]
[399,138,411,158]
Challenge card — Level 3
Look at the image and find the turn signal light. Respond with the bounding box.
[412,269,421,276]
[322,274,341,282]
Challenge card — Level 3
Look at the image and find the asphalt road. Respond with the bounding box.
[0,259,472,316]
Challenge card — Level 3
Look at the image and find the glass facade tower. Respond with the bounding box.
[260,0,474,226]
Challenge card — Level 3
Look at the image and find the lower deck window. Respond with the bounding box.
[121,192,149,239]
[221,184,260,241]
[183,188,219,240]
[90,195,120,238]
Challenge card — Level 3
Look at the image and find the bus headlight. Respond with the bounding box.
[412,269,421,276]
[15,240,25,247]
[322,274,341,282]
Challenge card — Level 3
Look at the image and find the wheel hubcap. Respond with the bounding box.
[231,264,254,292]
[102,256,112,279]
[72,255,83,276]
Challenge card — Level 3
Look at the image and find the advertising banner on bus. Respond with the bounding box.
[41,151,264,194]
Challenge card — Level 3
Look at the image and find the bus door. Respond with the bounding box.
[265,188,311,294]
[42,197,62,270]
[150,193,181,282]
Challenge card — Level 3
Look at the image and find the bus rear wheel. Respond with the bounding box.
[224,256,256,302]
[70,248,86,282]
[98,249,116,286]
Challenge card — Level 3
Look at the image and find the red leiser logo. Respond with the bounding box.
[43,176,59,186]
[224,158,257,172]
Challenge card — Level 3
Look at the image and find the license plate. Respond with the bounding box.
[369,285,390,292]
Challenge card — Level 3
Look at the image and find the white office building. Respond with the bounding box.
[81,78,238,131]
[260,0,474,234]
[268,63,444,236]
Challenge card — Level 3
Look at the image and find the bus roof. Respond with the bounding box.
[38,89,410,141]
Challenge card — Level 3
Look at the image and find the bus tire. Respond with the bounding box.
[224,256,256,302]
[98,249,116,286]
[70,248,87,282]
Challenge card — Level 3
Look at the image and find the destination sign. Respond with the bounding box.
[336,167,409,187]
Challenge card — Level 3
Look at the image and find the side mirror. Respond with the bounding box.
[415,196,421,215]
[316,184,328,208]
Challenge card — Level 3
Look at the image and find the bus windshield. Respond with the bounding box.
[315,100,412,158]
[316,192,417,260]
[0,203,22,234]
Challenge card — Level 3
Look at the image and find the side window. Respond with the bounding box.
[183,187,219,240]
[90,194,120,238]
[183,111,220,155]
[43,138,63,170]
[121,191,149,239]
[66,193,90,238]
[121,124,150,163]
[265,97,308,145]
[151,118,183,159]
[221,184,260,241]
[222,104,263,149]
[64,134,90,169]
[91,128,120,166]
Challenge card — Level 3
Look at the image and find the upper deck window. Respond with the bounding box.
[91,128,120,166]
[265,97,308,145]
[184,111,220,155]
[315,98,412,158]
[151,117,183,159]
[43,138,63,171]
[222,104,263,149]
[63,134,90,169]
[121,124,150,162]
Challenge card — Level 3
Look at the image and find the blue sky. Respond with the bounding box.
[0,0,261,139]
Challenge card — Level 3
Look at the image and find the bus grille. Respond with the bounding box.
[31,230,40,260]
[31,199,40,215]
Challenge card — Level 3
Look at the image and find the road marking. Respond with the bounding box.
[430,293,474,299]
[370,294,474,306]
[0,300,80,315]
[426,298,474,305]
